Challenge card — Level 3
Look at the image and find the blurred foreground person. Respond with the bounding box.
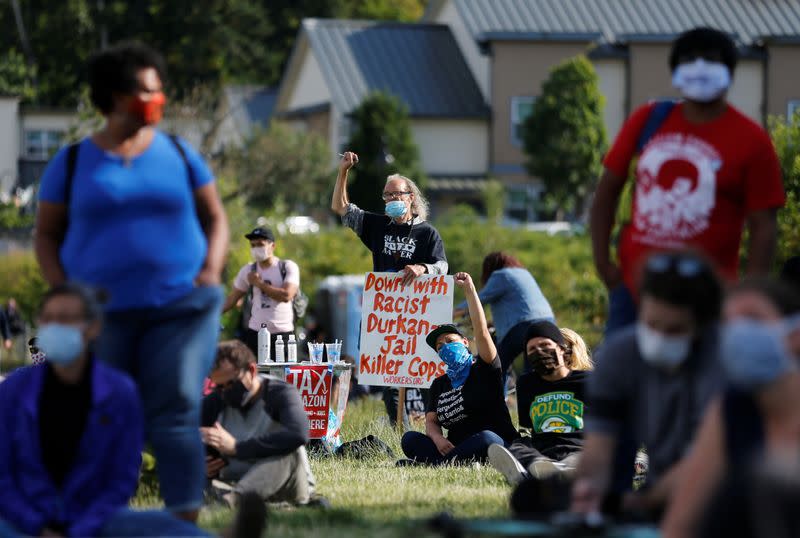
[34,42,227,521]
[571,251,723,521]
[662,280,800,537]
[0,284,212,537]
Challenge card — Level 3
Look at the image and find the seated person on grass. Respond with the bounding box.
[202,340,316,507]
[571,251,724,521]
[399,271,518,466]
[0,283,211,538]
[489,321,593,485]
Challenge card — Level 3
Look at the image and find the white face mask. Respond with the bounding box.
[636,322,692,370]
[671,59,731,103]
[250,246,269,262]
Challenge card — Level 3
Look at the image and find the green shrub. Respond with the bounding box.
[0,251,47,325]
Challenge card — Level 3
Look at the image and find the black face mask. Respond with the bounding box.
[527,347,561,376]
[222,380,250,409]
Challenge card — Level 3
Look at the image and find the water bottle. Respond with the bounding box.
[275,335,285,363]
[257,325,271,365]
[287,334,297,363]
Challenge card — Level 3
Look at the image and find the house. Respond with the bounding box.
[273,19,491,214]
[424,0,800,219]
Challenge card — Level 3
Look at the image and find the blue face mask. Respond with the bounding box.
[385,200,407,219]
[720,316,799,391]
[37,323,85,366]
[438,341,473,389]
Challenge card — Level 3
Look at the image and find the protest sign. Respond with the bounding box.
[359,272,453,388]
[285,364,332,438]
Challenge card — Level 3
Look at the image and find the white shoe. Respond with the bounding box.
[488,444,528,486]
[529,458,560,479]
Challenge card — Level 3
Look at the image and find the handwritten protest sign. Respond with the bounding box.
[359,272,453,388]
[285,364,332,438]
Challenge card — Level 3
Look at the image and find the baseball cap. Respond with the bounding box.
[426,323,465,351]
[524,320,565,347]
[245,227,275,241]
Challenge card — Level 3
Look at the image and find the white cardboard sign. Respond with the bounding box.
[358,272,453,388]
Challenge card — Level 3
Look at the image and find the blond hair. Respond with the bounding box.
[561,328,593,371]
[387,174,429,221]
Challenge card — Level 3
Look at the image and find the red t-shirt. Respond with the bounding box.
[604,102,785,290]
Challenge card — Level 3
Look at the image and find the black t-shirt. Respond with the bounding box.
[426,356,518,445]
[39,361,93,487]
[516,370,588,452]
[359,212,447,272]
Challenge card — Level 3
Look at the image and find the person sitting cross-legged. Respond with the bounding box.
[489,322,593,485]
[399,271,518,466]
[202,340,316,508]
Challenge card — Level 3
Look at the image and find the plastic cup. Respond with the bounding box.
[325,343,342,364]
[308,343,324,364]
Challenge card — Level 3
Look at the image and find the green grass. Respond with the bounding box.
[135,398,514,536]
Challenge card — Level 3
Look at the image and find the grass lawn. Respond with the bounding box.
[136,398,514,537]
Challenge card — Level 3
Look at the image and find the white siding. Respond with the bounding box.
[21,112,75,133]
[411,119,488,175]
[594,59,626,142]
[287,50,331,110]
[728,60,763,124]
[434,0,490,101]
[0,97,20,194]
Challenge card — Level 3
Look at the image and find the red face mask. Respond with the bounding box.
[128,91,166,125]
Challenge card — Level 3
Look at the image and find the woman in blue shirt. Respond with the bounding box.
[33,42,227,522]
[456,252,555,374]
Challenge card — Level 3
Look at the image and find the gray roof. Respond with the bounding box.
[452,0,800,45]
[223,85,277,130]
[302,18,488,118]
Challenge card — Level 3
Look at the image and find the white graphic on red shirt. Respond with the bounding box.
[634,134,721,243]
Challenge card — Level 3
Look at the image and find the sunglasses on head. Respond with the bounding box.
[646,253,705,278]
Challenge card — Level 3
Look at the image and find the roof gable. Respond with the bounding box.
[301,18,488,118]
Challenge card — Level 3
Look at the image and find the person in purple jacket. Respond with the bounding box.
[0,283,210,537]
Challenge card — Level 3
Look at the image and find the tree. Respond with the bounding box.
[217,121,332,214]
[769,111,800,266]
[345,91,425,213]
[522,55,607,220]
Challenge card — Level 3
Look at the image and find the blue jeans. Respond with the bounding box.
[604,284,638,338]
[401,430,505,465]
[95,285,223,513]
[0,509,210,537]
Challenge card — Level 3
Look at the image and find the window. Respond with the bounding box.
[24,130,64,160]
[511,96,536,147]
[788,100,800,120]
[505,184,539,223]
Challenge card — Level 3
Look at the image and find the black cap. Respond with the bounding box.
[524,320,565,347]
[425,323,465,351]
[245,227,275,242]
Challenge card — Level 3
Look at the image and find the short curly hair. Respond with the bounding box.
[214,340,256,371]
[88,41,166,114]
[669,27,738,74]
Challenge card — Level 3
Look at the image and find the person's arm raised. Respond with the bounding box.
[331,151,358,216]
[454,272,496,365]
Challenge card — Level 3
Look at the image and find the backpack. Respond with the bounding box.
[246,260,309,323]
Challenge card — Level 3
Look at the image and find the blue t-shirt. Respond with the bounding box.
[38,131,214,311]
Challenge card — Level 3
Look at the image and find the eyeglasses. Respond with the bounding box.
[646,253,705,277]
[382,191,412,201]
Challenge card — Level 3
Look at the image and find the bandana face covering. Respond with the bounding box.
[438,341,473,389]
[527,347,561,376]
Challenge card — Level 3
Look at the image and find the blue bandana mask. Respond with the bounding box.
[385,200,407,219]
[438,341,472,389]
[37,323,85,366]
